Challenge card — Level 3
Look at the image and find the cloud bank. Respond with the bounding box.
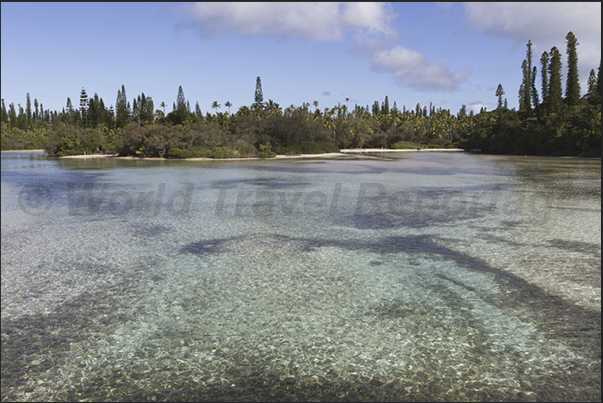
[180,2,471,92]
[371,45,472,92]
[463,2,601,70]
[183,2,395,41]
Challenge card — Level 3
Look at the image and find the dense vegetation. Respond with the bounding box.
[1,32,600,158]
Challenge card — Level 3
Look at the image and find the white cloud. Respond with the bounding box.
[371,45,472,91]
[182,2,395,41]
[463,3,601,71]
[179,2,473,92]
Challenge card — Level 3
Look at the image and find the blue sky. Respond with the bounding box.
[1,2,600,116]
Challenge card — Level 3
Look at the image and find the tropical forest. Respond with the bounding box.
[1,32,601,158]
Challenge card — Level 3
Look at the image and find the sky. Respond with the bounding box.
[1,2,601,117]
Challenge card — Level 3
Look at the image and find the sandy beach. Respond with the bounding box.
[56,148,465,160]
[340,148,464,153]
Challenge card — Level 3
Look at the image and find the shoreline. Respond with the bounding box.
[56,148,465,160]
[4,149,598,160]
[341,148,464,153]
[1,149,45,152]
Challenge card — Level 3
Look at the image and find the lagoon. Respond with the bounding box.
[1,150,600,401]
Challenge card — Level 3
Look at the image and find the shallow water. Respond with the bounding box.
[1,151,600,401]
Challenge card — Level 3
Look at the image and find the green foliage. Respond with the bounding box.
[257,142,277,158]
[166,108,198,126]
[391,141,428,149]
[208,146,237,158]
[564,32,581,106]
[1,123,49,150]
[233,141,257,157]
[166,147,210,159]
[254,77,263,107]
[45,124,103,156]
[4,44,600,158]
[273,141,339,155]
[428,138,458,149]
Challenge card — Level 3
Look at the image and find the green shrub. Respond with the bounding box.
[391,141,428,149]
[257,142,276,158]
[273,141,339,155]
[166,146,212,159]
[209,146,237,158]
[428,138,457,148]
[234,142,257,157]
[167,148,197,159]
[1,125,50,151]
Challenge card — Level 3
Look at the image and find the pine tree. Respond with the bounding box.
[586,69,598,101]
[564,31,580,105]
[519,60,528,111]
[145,96,154,123]
[87,93,99,128]
[598,59,602,98]
[254,77,263,106]
[519,40,534,112]
[531,66,539,108]
[25,93,32,126]
[16,104,26,130]
[540,51,550,103]
[132,99,139,123]
[177,86,186,111]
[548,46,563,111]
[66,97,75,124]
[1,99,8,125]
[33,99,39,121]
[80,88,88,127]
[458,105,467,118]
[98,98,108,127]
[79,88,88,109]
[590,59,602,105]
[496,84,505,109]
[107,104,115,128]
[8,103,17,127]
[116,85,130,129]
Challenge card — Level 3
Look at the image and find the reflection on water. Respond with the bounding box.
[1,151,600,401]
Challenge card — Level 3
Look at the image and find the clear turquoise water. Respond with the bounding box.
[1,151,600,401]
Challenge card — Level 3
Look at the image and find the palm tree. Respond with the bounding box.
[237,105,251,117]
[284,104,295,117]
[211,101,221,115]
[224,101,232,114]
[265,99,282,116]
[345,97,350,118]
[159,101,166,115]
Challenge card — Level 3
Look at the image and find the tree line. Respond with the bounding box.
[1,31,600,158]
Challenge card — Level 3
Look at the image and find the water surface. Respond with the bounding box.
[1,151,600,401]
